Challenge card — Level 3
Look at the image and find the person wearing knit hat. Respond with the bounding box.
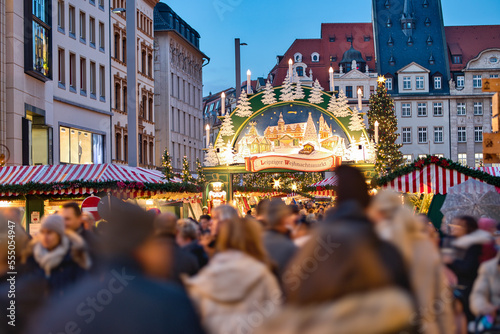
[22,214,91,296]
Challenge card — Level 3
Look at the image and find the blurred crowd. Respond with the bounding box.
[1,165,500,334]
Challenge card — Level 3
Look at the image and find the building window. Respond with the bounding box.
[402,103,411,117]
[89,17,95,47]
[90,61,96,98]
[69,53,76,92]
[149,98,153,121]
[114,33,120,59]
[99,65,105,101]
[115,83,120,110]
[418,127,427,143]
[457,102,466,115]
[123,86,127,112]
[98,0,104,10]
[122,38,127,63]
[458,126,466,142]
[59,126,104,164]
[346,86,353,98]
[434,127,443,143]
[402,127,412,144]
[452,55,462,64]
[141,50,146,74]
[294,53,302,62]
[416,76,424,89]
[115,132,122,161]
[473,75,482,88]
[385,78,392,90]
[57,0,65,31]
[474,126,483,142]
[148,54,152,77]
[99,22,105,51]
[458,153,467,165]
[417,102,427,116]
[433,102,443,116]
[80,57,86,94]
[68,5,75,37]
[79,11,86,42]
[58,48,65,87]
[311,52,319,62]
[296,66,304,77]
[457,76,464,88]
[403,154,413,164]
[27,0,52,79]
[434,76,441,89]
[403,77,411,90]
[490,74,499,78]
[475,153,483,167]
[473,102,483,115]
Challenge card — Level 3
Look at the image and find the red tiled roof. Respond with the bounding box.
[445,25,500,72]
[272,23,375,89]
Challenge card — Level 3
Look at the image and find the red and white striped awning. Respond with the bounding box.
[383,164,496,194]
[311,174,338,187]
[477,167,500,177]
[0,164,187,197]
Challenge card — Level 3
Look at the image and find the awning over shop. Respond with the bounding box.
[383,164,498,194]
[0,164,196,198]
[311,174,338,187]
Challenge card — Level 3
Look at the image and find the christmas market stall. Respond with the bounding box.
[202,72,377,211]
[376,156,500,227]
[0,164,201,234]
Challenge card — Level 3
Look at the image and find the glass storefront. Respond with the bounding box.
[59,126,104,164]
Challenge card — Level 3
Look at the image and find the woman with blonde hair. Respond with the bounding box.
[184,216,281,334]
[369,190,455,334]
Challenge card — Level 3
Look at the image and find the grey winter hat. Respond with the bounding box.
[41,214,65,237]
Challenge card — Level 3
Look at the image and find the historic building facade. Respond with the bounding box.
[111,0,158,168]
[154,3,208,171]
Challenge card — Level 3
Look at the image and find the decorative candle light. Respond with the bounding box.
[247,70,251,94]
[357,87,363,110]
[374,120,379,144]
[205,124,210,147]
[329,67,334,91]
[221,92,226,116]
[288,58,293,79]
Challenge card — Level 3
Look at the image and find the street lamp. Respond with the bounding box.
[235,38,248,99]
[111,1,138,166]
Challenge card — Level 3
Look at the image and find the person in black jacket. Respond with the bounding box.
[23,214,91,297]
[154,212,199,284]
[445,215,492,322]
[177,219,209,268]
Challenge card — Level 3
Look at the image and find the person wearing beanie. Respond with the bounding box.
[478,217,498,263]
[22,214,91,297]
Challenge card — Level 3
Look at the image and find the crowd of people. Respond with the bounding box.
[1,165,500,334]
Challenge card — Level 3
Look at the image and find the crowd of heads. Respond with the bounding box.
[1,165,500,334]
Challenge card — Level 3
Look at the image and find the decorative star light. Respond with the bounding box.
[377,76,387,84]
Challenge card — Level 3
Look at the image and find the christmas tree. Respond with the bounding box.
[181,156,193,183]
[235,89,252,117]
[303,112,319,147]
[262,80,277,105]
[367,77,403,176]
[196,158,206,185]
[215,135,225,149]
[335,90,350,117]
[327,93,338,116]
[347,140,360,161]
[204,143,219,166]
[308,79,324,104]
[162,149,175,181]
[348,108,365,132]
[279,72,295,102]
[219,113,235,137]
[293,80,305,100]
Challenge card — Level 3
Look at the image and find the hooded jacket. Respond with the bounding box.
[254,287,416,334]
[184,250,281,334]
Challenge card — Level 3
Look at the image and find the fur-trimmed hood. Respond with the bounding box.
[452,229,492,250]
[24,229,92,271]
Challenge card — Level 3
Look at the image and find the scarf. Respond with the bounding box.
[33,236,70,277]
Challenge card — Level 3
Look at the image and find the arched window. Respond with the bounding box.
[115,82,121,110]
[296,66,304,77]
[143,140,148,165]
[148,54,152,77]
[122,38,126,63]
[115,132,122,161]
[294,53,302,62]
[149,142,154,166]
[123,135,128,162]
[148,98,153,121]
[311,52,320,62]
[114,33,120,59]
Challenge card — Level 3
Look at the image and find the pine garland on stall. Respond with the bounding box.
[235,89,252,117]
[308,79,324,104]
[261,80,277,105]
[367,79,403,176]
[162,149,175,181]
